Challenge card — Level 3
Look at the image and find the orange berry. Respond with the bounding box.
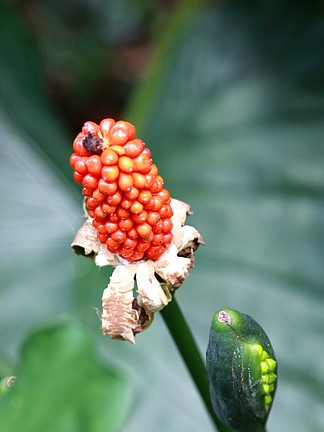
[101,203,116,214]
[152,233,164,245]
[102,165,119,182]
[138,190,152,204]
[151,178,163,193]
[111,229,127,244]
[123,139,145,158]
[110,120,136,143]
[73,133,89,156]
[119,218,134,231]
[145,173,155,189]
[73,171,83,184]
[98,179,118,195]
[101,149,119,165]
[124,187,139,200]
[92,220,101,228]
[117,207,130,220]
[118,173,133,192]
[164,204,173,218]
[136,223,152,238]
[94,208,106,222]
[98,233,108,243]
[152,220,163,233]
[82,187,92,197]
[86,155,102,176]
[97,224,107,235]
[82,174,98,190]
[75,158,88,175]
[147,211,160,225]
[105,221,118,234]
[132,172,147,189]
[158,188,170,202]
[86,197,97,210]
[120,198,132,209]
[119,247,135,259]
[133,154,151,174]
[145,196,164,211]
[92,188,105,204]
[162,218,173,232]
[136,239,151,252]
[82,121,99,136]
[108,213,119,223]
[109,145,125,156]
[70,153,80,168]
[119,156,134,173]
[100,118,115,136]
[163,233,173,245]
[142,147,151,158]
[106,237,120,252]
[107,190,122,206]
[145,245,166,260]
[150,164,158,176]
[132,210,148,224]
[128,250,144,261]
[128,228,138,240]
[130,201,143,214]
[124,238,137,249]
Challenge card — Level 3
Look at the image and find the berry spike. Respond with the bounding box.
[71,118,174,261]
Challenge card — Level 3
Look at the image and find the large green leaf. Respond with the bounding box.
[0,321,129,432]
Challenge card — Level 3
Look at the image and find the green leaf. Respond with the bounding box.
[0,321,129,432]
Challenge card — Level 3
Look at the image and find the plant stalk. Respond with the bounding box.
[160,296,232,432]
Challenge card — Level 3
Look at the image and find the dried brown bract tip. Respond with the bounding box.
[83,132,104,155]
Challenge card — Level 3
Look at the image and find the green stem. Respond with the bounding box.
[160,296,232,432]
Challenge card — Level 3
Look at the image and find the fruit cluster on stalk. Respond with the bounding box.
[70,118,173,261]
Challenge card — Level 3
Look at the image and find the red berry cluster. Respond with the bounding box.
[70,118,173,261]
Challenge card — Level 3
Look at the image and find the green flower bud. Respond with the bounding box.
[206,308,277,432]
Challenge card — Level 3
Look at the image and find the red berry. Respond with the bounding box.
[82,121,99,136]
[102,165,119,182]
[82,174,98,190]
[123,139,145,158]
[86,155,102,176]
[100,118,115,136]
[70,153,80,168]
[101,149,119,165]
[98,179,118,195]
[73,133,89,156]
[118,173,133,192]
[73,171,84,184]
[119,218,134,231]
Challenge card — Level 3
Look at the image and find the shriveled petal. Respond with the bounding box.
[154,244,191,289]
[95,243,119,267]
[101,265,138,343]
[136,261,171,312]
[71,219,101,256]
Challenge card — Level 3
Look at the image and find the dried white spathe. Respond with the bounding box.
[72,198,203,343]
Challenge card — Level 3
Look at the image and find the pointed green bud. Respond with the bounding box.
[206,308,278,432]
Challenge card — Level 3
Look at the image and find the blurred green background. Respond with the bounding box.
[1,0,324,431]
